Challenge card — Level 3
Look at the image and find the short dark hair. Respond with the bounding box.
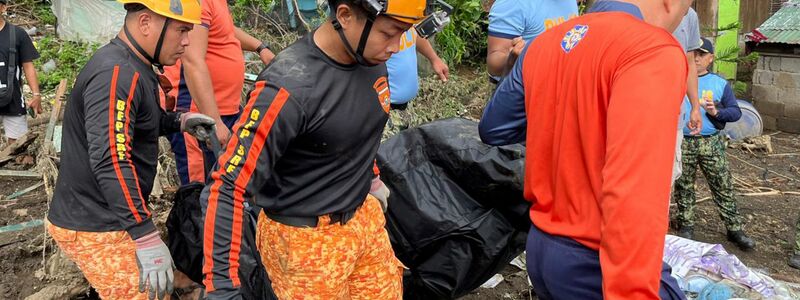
[124,3,148,20]
[328,0,367,20]
[124,3,147,12]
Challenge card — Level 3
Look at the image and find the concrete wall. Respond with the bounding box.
[752,54,800,133]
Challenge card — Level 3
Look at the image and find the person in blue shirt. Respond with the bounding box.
[672,37,755,251]
[486,0,578,81]
[386,29,448,131]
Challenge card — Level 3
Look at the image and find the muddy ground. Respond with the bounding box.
[3,129,800,299]
[4,69,800,298]
[0,30,797,300]
[464,133,800,299]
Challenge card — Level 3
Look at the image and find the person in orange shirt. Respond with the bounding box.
[164,0,276,186]
[479,0,693,298]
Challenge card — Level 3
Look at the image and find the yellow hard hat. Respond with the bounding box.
[356,0,452,37]
[117,0,202,25]
[383,0,427,24]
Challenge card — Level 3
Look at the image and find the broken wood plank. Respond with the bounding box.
[5,182,45,200]
[28,115,60,127]
[0,170,40,178]
[53,125,63,153]
[0,133,38,166]
[768,152,800,157]
[0,219,43,234]
[43,79,68,155]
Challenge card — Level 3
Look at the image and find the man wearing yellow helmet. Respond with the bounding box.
[201,0,450,298]
[46,1,215,299]
[163,0,278,188]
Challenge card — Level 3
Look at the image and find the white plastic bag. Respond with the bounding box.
[52,0,126,43]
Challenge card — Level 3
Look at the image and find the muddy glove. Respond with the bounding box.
[135,231,175,300]
[369,176,390,212]
[180,112,216,141]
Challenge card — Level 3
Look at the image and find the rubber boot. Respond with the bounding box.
[727,230,755,251]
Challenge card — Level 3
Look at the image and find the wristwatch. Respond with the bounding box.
[255,42,271,54]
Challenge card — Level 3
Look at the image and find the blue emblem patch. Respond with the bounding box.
[561,25,589,53]
[170,0,184,15]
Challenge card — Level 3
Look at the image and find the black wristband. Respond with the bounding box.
[255,42,270,54]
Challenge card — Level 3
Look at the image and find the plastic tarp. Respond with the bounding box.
[664,235,798,299]
[721,100,763,141]
[376,118,531,299]
[51,0,125,43]
[166,183,277,300]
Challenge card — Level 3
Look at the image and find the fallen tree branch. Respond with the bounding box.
[739,190,781,197]
[0,239,25,249]
[729,153,797,181]
[37,80,67,272]
[670,189,800,207]
[767,131,783,136]
[768,152,800,157]
[0,133,38,166]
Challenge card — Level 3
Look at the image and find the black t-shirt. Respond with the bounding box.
[48,38,181,240]
[202,32,390,294]
[0,23,39,116]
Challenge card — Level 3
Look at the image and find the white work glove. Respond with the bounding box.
[369,176,390,212]
[180,112,216,141]
[135,231,175,300]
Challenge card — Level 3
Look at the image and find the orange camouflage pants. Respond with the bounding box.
[47,222,156,300]
[256,195,405,300]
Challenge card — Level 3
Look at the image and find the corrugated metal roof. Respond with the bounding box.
[756,1,800,45]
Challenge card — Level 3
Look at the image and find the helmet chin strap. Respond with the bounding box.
[331,17,376,67]
[123,18,171,73]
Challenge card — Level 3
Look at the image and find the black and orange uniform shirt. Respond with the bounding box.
[48,37,182,240]
[201,32,390,293]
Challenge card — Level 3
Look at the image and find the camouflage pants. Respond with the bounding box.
[673,134,743,231]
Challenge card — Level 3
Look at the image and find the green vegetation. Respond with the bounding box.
[34,36,98,89]
[9,0,93,89]
[434,0,487,66]
[232,0,489,66]
[230,0,303,52]
[33,3,56,25]
[14,0,57,25]
[709,22,759,98]
[230,0,277,25]
[716,44,758,98]
[381,70,493,139]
